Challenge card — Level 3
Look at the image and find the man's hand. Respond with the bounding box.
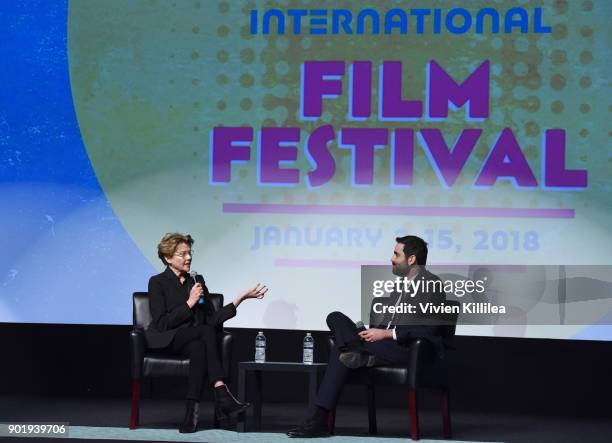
[358,328,393,342]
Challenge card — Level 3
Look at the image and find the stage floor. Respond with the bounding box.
[0,396,609,443]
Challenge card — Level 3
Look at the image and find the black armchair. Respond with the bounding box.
[129,292,233,429]
[327,299,460,440]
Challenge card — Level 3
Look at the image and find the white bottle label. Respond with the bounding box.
[303,348,313,364]
[255,346,266,363]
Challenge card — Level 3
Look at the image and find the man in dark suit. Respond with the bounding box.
[287,235,447,438]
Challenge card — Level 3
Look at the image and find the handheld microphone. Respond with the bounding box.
[355,321,366,332]
[189,271,204,304]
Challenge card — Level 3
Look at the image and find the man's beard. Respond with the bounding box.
[392,262,411,276]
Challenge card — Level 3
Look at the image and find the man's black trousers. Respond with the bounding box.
[315,311,413,410]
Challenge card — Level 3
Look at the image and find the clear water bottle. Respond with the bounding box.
[303,332,314,364]
[255,331,266,363]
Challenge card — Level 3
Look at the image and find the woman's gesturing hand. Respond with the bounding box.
[234,283,268,308]
[242,283,268,300]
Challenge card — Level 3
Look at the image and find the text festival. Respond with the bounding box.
[210,60,587,190]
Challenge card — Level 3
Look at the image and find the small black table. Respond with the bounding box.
[236,361,327,432]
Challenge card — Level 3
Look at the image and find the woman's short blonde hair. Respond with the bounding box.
[157,233,194,264]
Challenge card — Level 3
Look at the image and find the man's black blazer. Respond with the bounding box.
[145,267,236,349]
[372,268,448,352]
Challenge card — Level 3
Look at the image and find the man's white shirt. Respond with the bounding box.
[385,274,417,341]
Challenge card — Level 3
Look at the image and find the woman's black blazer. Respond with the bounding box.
[145,267,236,349]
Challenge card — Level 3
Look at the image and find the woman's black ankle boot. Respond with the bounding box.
[179,399,199,433]
[214,385,250,419]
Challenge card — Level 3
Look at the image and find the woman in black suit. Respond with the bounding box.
[146,233,267,433]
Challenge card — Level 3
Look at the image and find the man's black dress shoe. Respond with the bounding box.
[339,350,376,369]
[286,417,330,438]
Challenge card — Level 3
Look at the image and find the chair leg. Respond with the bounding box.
[441,388,452,439]
[129,379,141,429]
[327,408,336,435]
[408,387,419,441]
[367,384,377,434]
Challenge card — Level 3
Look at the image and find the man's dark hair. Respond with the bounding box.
[395,235,428,265]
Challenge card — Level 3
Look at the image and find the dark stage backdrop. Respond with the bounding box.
[1,323,611,419]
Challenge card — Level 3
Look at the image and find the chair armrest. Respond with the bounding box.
[408,338,425,375]
[219,330,233,376]
[130,329,146,380]
[408,338,441,388]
